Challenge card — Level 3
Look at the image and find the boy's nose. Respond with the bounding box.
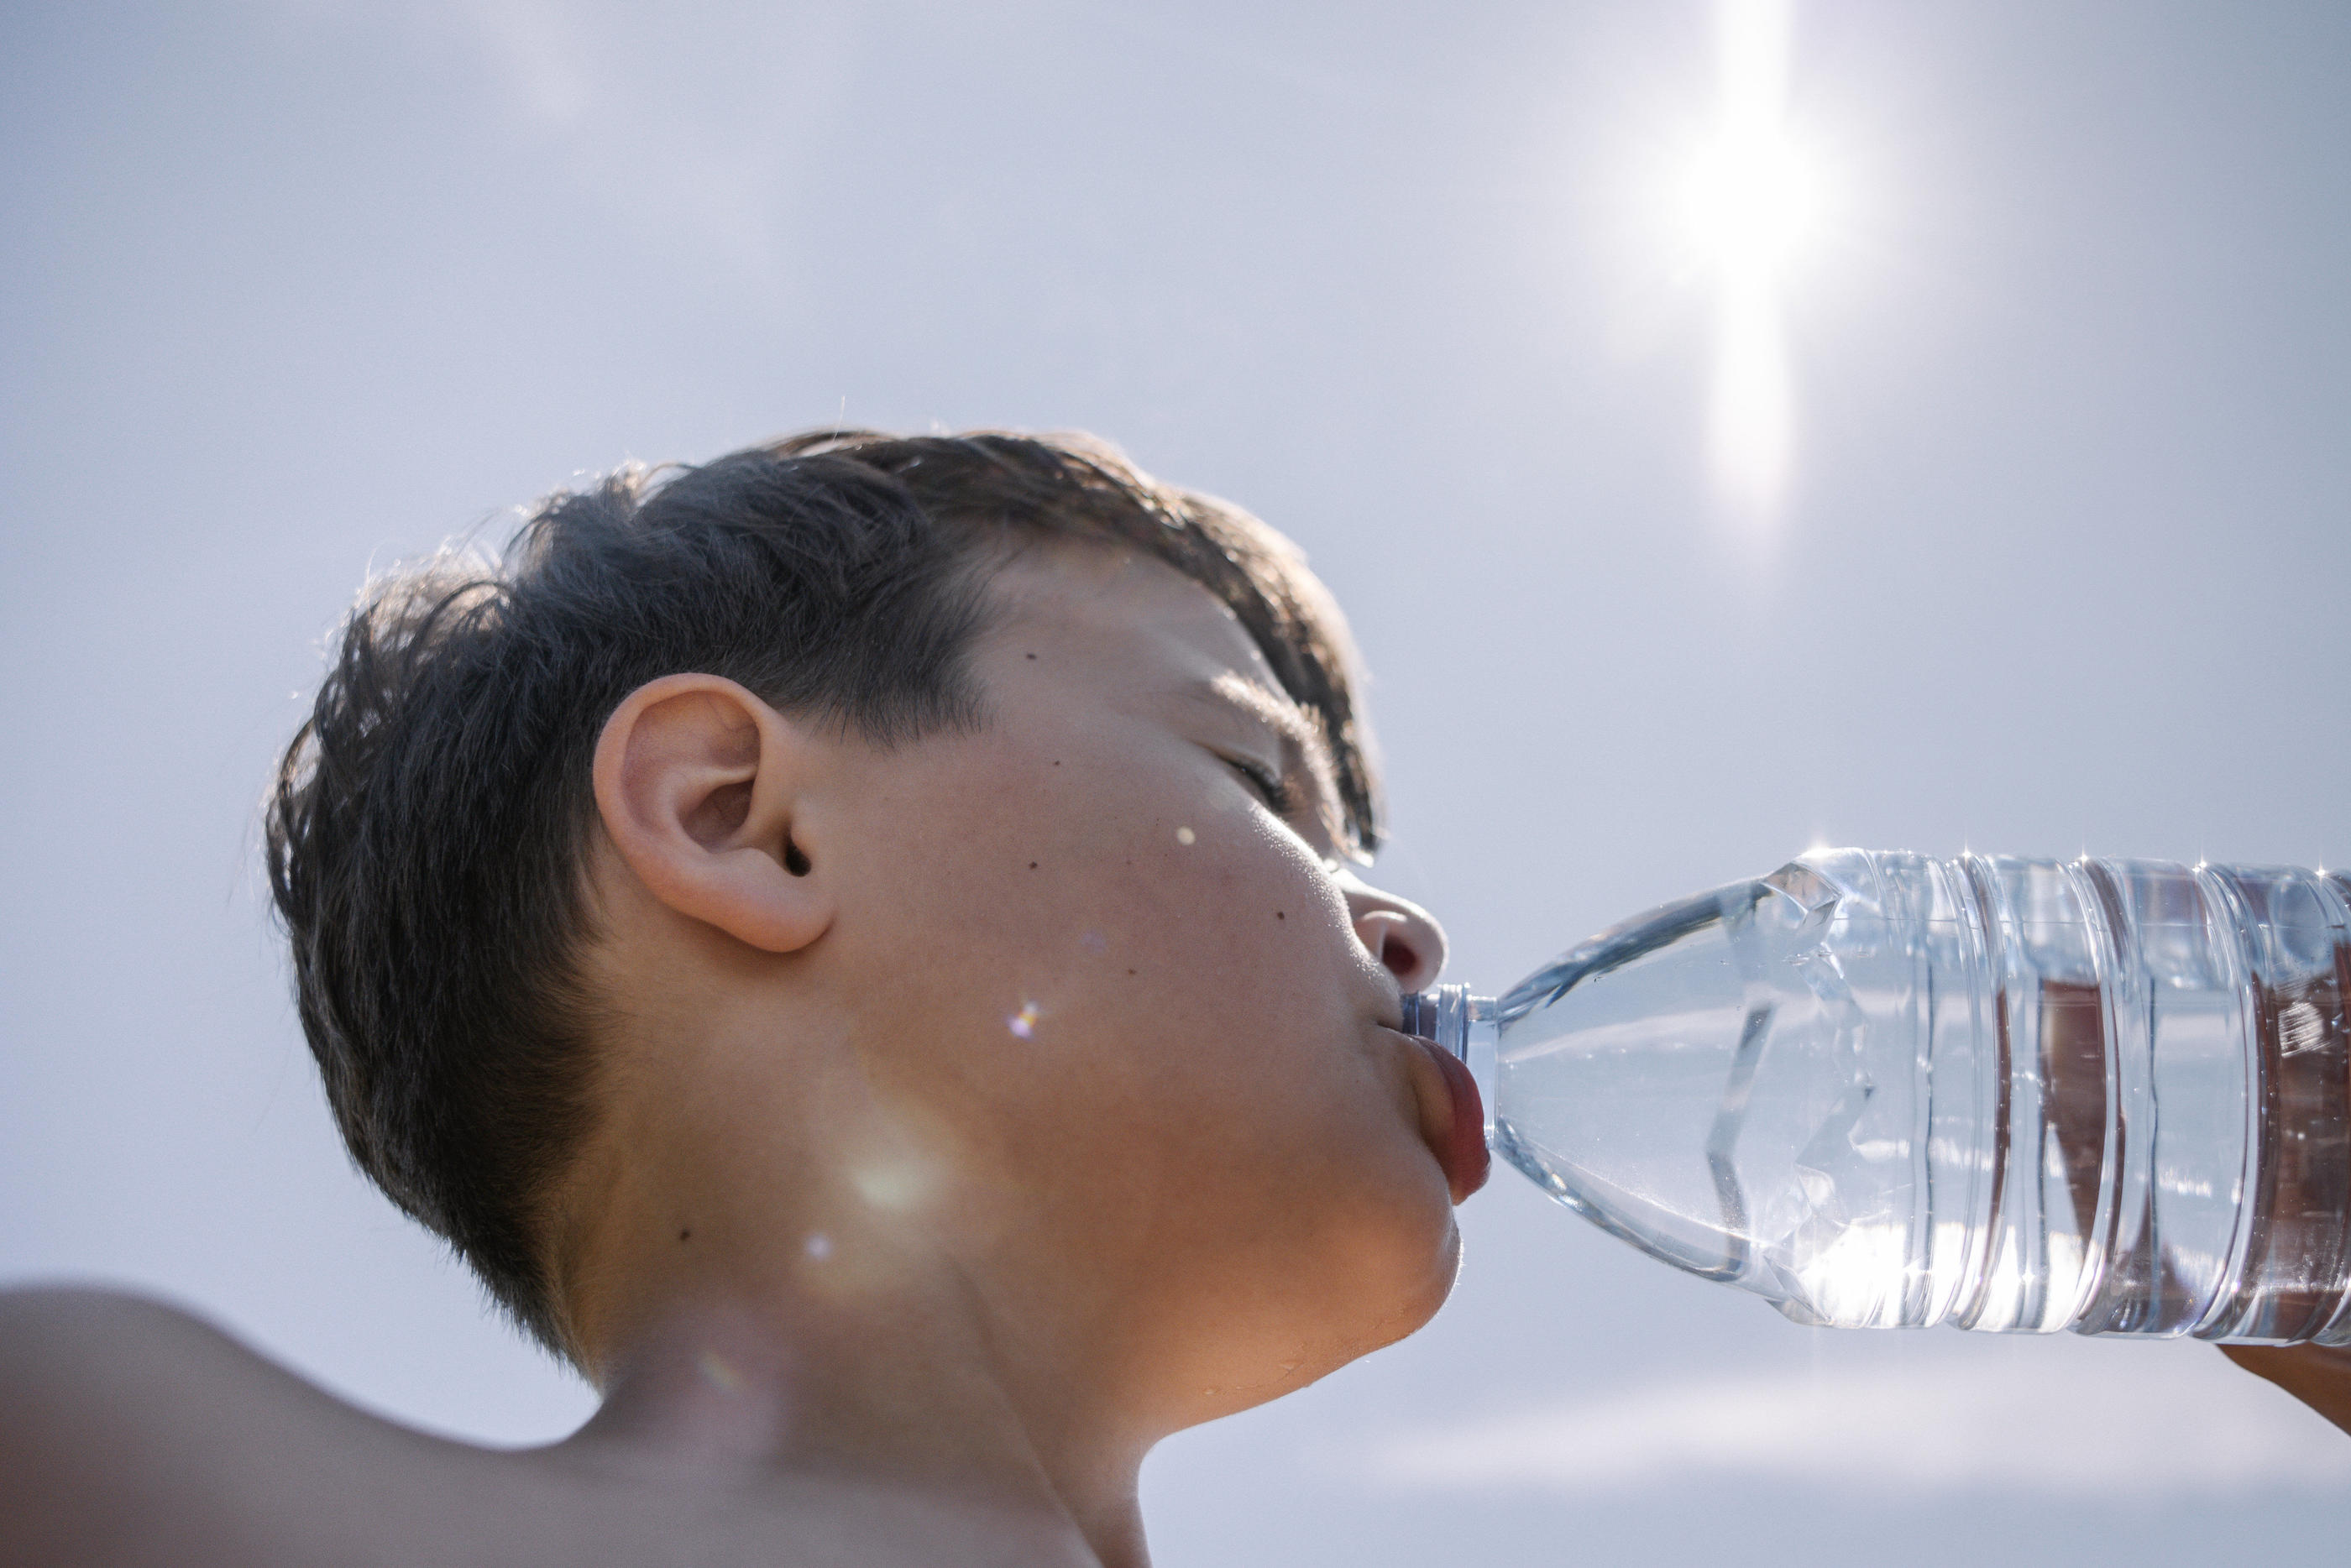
[1341,881,1448,993]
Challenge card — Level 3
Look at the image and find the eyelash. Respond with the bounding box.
[1225,755,1296,815]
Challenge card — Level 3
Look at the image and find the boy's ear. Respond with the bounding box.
[592,674,834,954]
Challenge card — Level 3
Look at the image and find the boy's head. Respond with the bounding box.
[267,431,1474,1410]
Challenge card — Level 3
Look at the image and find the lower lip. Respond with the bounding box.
[1414,1036,1492,1203]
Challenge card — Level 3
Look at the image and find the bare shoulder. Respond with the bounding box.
[0,1284,343,1439]
[0,1284,311,1471]
[1,1283,289,1393]
[0,1289,1097,1567]
[0,1284,442,1566]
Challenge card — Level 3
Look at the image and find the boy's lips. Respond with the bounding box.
[1406,1032,1491,1204]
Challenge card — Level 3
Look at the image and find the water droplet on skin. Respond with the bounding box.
[805,1232,833,1261]
[1176,827,1196,845]
[1008,1001,1040,1038]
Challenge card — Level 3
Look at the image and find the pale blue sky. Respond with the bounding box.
[5,3,2348,1562]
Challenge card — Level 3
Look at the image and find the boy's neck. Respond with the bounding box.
[552,1257,1153,1568]
[541,923,1170,1565]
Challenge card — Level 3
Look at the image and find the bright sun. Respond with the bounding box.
[1680,125,1825,283]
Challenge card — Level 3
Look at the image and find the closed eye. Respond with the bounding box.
[1222,754,1297,816]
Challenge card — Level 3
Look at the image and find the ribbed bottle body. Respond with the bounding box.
[1464,850,2351,1344]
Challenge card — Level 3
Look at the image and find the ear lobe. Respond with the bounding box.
[592,674,835,954]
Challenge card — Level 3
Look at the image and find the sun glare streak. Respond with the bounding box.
[1683,0,1820,528]
[1710,280,1793,520]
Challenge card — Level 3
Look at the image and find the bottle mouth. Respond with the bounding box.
[1398,985,1498,1146]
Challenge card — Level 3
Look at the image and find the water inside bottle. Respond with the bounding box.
[1489,851,2351,1341]
[1487,857,1970,1329]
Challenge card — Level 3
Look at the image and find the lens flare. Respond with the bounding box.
[695,1350,744,1395]
[1681,0,1825,527]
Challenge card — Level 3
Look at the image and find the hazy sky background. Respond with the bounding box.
[5,1,2349,1562]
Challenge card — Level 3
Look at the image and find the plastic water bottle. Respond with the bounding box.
[1402,849,2351,1345]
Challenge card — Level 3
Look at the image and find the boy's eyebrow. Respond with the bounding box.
[1189,672,1321,755]
[1185,674,1349,845]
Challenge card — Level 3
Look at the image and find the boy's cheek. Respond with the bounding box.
[874,736,1356,1030]
[835,729,1405,1224]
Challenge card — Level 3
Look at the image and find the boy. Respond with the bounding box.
[1,429,2339,1565]
[2,430,1484,1566]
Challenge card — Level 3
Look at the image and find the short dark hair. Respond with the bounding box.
[264,430,1382,1354]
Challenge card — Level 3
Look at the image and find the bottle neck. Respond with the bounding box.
[1399,984,1499,1142]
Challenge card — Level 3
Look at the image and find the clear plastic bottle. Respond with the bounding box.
[1402,849,2351,1345]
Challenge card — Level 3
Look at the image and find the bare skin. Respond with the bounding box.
[0,1288,1096,1567]
[2222,1345,2351,1438]
[4,541,2338,1562]
[0,544,1478,1567]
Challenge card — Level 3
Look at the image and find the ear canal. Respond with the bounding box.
[783,838,811,877]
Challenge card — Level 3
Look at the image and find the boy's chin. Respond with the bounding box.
[1296,1186,1466,1364]
[1374,1201,1465,1343]
[1179,1213,1461,1425]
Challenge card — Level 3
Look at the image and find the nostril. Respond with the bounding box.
[1352,904,1443,990]
[1380,937,1418,980]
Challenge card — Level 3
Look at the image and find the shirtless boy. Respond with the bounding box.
[1,430,2342,1566]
